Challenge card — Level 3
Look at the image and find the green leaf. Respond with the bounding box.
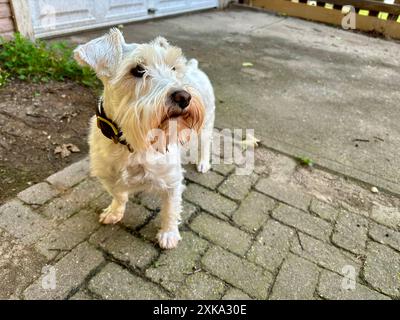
[296,156,314,167]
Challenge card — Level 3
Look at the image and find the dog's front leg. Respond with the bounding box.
[157,185,183,249]
[99,181,128,225]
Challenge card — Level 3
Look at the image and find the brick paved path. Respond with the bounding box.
[1,147,399,299]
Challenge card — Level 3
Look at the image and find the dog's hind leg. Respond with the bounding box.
[197,112,214,173]
[99,180,128,225]
[157,185,184,249]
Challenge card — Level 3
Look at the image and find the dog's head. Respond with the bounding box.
[74,28,205,152]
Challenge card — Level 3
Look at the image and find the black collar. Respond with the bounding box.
[96,98,133,153]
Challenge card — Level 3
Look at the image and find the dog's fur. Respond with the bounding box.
[74,29,215,249]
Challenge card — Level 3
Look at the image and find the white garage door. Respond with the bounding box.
[28,0,218,38]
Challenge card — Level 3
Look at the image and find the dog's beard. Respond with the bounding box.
[116,87,205,153]
[154,94,205,152]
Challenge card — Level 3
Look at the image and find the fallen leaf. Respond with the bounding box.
[54,145,70,158]
[54,143,80,158]
[234,133,260,151]
[66,143,80,153]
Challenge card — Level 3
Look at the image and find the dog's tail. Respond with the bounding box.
[187,59,199,69]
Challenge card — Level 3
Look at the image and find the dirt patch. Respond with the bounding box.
[0,80,97,205]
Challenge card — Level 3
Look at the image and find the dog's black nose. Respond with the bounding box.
[171,90,191,109]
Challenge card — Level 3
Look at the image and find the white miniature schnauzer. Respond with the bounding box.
[74,29,215,249]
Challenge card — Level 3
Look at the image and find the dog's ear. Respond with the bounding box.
[152,36,170,48]
[74,28,126,78]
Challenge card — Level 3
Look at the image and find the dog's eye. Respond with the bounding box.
[172,66,176,71]
[131,65,145,78]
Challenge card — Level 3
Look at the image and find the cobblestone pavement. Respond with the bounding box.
[1,146,400,300]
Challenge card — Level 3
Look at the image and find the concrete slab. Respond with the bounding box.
[67,7,400,194]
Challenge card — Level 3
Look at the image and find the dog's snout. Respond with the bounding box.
[171,90,191,109]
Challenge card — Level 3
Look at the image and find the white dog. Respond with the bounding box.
[74,29,215,249]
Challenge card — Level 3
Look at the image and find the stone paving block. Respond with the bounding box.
[247,220,295,272]
[255,178,312,211]
[184,165,225,189]
[212,163,235,176]
[270,254,320,300]
[36,209,100,260]
[17,182,60,205]
[90,227,158,270]
[181,201,198,223]
[89,192,112,213]
[0,199,52,245]
[139,201,197,241]
[137,192,162,211]
[363,242,400,298]
[253,162,267,175]
[69,289,93,300]
[370,203,400,230]
[291,233,361,275]
[145,232,209,293]
[121,202,152,230]
[183,184,237,220]
[253,147,275,176]
[47,157,89,189]
[89,263,167,299]
[340,202,369,218]
[318,270,390,300]
[268,154,297,182]
[0,230,47,299]
[89,225,119,244]
[309,199,338,222]
[222,288,252,300]
[272,204,332,242]
[190,213,252,256]
[332,211,368,255]
[176,272,225,300]
[41,179,104,220]
[202,246,273,299]
[232,191,274,233]
[23,242,104,300]
[369,223,400,252]
[218,173,257,201]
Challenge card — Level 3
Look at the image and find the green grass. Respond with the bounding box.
[0,33,99,88]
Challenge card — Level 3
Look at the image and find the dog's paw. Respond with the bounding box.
[197,161,211,173]
[157,229,182,249]
[99,206,124,224]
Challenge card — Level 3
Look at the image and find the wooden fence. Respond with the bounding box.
[249,0,400,39]
[0,0,14,39]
